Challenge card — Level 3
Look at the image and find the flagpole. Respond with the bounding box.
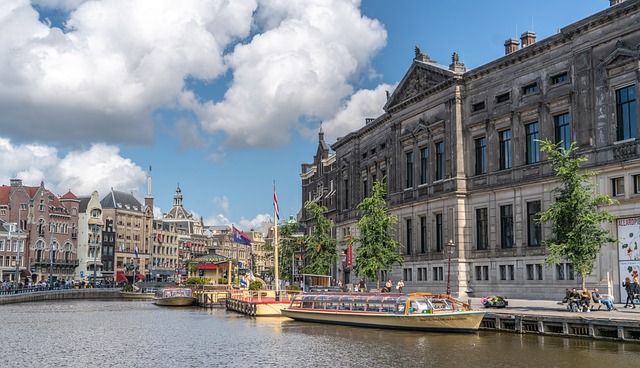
[274,182,279,297]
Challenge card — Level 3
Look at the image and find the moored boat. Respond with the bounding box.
[153,287,197,306]
[281,292,486,333]
[119,287,158,300]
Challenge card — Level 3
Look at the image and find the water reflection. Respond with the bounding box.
[0,300,638,368]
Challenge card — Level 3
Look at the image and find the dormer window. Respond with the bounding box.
[472,101,486,112]
[551,72,568,85]
[496,92,510,104]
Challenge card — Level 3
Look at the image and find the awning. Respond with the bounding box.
[135,273,146,281]
[116,273,128,283]
[197,264,219,270]
[20,270,31,277]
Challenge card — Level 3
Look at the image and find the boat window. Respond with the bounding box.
[302,302,313,308]
[381,303,395,313]
[338,303,350,311]
[396,304,405,314]
[366,304,380,312]
[326,302,337,310]
[353,303,365,311]
[313,302,324,309]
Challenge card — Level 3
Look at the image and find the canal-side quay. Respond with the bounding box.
[2,290,640,343]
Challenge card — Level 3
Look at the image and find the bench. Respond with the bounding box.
[560,290,602,311]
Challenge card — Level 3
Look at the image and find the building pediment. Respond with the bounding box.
[384,63,454,110]
[597,41,640,70]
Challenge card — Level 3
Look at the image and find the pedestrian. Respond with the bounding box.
[358,278,366,293]
[623,277,637,309]
[396,279,404,293]
[383,279,392,293]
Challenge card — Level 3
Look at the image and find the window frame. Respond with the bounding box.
[499,129,512,170]
[616,84,637,141]
[525,122,540,164]
[474,136,487,175]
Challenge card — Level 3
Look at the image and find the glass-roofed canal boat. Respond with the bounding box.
[281,292,486,333]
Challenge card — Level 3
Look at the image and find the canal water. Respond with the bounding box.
[1,300,638,368]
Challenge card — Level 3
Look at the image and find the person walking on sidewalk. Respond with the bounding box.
[396,279,404,293]
[623,277,637,309]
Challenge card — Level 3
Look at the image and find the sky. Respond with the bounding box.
[0,0,608,230]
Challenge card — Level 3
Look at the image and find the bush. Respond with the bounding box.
[185,277,210,285]
[248,281,263,290]
[218,278,228,284]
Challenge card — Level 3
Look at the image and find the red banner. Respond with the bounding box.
[346,245,352,267]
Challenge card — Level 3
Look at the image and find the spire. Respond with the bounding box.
[318,123,324,142]
[174,185,183,207]
[146,165,153,199]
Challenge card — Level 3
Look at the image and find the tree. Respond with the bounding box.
[537,139,617,289]
[302,201,337,275]
[354,179,404,288]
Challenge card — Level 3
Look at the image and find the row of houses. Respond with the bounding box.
[0,176,268,285]
[300,0,640,301]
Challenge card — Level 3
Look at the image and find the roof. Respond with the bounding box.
[100,189,143,212]
[0,186,9,206]
[78,196,91,212]
[60,190,79,200]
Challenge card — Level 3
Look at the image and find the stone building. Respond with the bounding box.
[0,179,79,284]
[319,0,640,300]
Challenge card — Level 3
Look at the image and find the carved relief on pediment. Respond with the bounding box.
[597,41,640,73]
[391,67,446,105]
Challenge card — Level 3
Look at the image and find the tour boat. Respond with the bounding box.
[153,287,197,306]
[119,287,158,300]
[281,292,486,332]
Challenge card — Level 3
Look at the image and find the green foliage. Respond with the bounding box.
[218,278,228,284]
[354,179,404,286]
[121,284,134,292]
[185,277,210,285]
[537,139,617,288]
[275,220,305,282]
[302,201,337,275]
[248,281,263,290]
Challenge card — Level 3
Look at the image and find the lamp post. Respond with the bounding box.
[446,239,456,295]
[49,221,55,290]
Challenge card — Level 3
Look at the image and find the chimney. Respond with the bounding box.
[520,31,537,48]
[504,38,519,55]
[610,0,625,6]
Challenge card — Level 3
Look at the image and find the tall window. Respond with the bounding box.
[527,201,542,246]
[476,208,488,250]
[616,85,637,141]
[435,141,444,180]
[499,130,512,170]
[406,151,414,188]
[435,213,443,252]
[475,137,486,175]
[405,219,412,255]
[362,178,368,199]
[420,216,427,253]
[500,205,514,249]
[420,147,429,185]
[343,179,349,209]
[554,113,571,151]
[525,122,540,164]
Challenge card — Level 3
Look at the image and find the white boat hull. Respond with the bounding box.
[281,308,485,332]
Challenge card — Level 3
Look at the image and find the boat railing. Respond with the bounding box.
[229,289,298,303]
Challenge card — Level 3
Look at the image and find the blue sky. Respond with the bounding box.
[0,0,607,229]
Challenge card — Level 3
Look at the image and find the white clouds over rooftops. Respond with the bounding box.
[2,0,388,148]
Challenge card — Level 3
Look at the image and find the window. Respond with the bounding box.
[420,216,427,253]
[634,174,640,194]
[343,179,349,210]
[435,141,444,180]
[527,201,541,246]
[435,213,443,252]
[500,205,514,249]
[499,130,512,169]
[475,266,489,281]
[523,82,538,95]
[433,267,444,281]
[612,177,625,197]
[496,92,510,103]
[554,113,571,152]
[362,178,368,198]
[417,267,428,281]
[526,264,534,280]
[403,268,412,281]
[472,101,485,112]
[405,219,412,255]
[616,85,637,141]
[475,137,486,175]
[476,208,488,250]
[420,147,429,184]
[556,263,574,280]
[525,122,540,164]
[526,264,543,281]
[406,151,414,188]
[499,265,515,280]
[551,72,568,85]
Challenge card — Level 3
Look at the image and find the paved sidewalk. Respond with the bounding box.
[468,297,640,321]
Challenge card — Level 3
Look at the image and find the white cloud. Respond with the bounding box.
[237,213,271,231]
[0,138,146,197]
[303,83,396,143]
[213,196,230,214]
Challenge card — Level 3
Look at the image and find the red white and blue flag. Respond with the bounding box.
[273,183,280,220]
[232,226,252,246]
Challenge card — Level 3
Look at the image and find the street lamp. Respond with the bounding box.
[50,221,56,290]
[446,239,456,295]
